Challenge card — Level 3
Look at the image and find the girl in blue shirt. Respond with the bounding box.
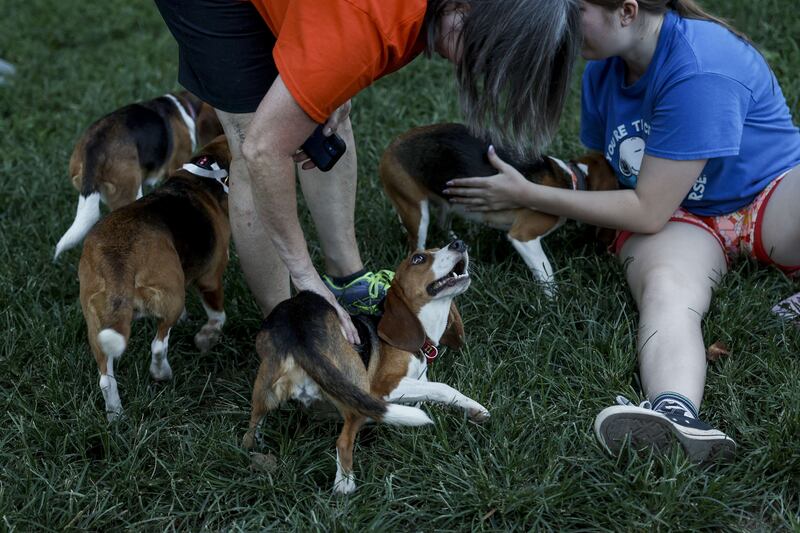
[446,0,800,462]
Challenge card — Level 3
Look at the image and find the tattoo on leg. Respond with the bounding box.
[234,124,246,143]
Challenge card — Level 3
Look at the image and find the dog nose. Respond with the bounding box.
[448,240,467,252]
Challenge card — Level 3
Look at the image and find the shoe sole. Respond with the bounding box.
[595,406,736,463]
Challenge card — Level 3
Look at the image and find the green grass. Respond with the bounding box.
[2,1,799,530]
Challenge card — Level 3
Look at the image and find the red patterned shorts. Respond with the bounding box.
[613,172,800,274]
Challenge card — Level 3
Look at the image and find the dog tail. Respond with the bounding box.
[55,134,110,260]
[266,292,432,426]
[97,328,126,359]
[54,192,101,259]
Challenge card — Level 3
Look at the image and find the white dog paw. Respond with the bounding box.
[149,361,173,381]
[333,473,357,495]
[468,404,491,423]
[194,325,222,354]
[106,406,124,423]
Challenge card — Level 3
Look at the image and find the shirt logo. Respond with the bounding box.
[618,136,645,187]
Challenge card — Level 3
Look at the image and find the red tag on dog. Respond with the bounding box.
[420,339,438,364]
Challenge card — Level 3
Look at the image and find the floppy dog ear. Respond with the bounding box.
[577,152,617,192]
[378,287,425,353]
[439,302,465,350]
[576,152,618,247]
[196,102,225,147]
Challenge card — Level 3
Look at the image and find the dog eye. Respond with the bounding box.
[411,253,426,265]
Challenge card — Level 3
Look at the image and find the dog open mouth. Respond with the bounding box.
[427,257,470,296]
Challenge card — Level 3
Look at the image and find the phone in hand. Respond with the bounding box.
[301,124,347,172]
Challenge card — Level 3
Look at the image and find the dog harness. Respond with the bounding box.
[164,93,197,152]
[182,155,229,194]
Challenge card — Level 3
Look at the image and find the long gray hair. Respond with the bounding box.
[425,0,582,158]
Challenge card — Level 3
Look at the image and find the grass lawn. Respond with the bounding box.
[1,0,799,530]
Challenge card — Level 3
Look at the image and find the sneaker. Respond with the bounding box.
[322,269,394,315]
[772,292,800,324]
[594,395,736,463]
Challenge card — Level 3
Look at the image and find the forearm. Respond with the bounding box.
[522,184,669,234]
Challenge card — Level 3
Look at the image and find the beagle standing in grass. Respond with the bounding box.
[244,240,488,495]
[55,91,223,259]
[79,135,231,421]
[380,123,617,296]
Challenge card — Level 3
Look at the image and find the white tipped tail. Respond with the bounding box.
[97,329,126,359]
[382,404,433,426]
[54,192,101,260]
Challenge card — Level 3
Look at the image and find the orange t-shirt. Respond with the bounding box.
[250,0,428,123]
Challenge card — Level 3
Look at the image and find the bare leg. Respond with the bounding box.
[620,222,727,408]
[297,117,364,277]
[214,109,290,315]
[760,166,800,266]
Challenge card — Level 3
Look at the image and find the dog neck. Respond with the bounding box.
[417,297,453,346]
[548,156,588,191]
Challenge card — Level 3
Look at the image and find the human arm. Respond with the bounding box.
[242,76,360,343]
[445,146,707,234]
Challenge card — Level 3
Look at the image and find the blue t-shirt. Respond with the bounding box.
[580,11,800,216]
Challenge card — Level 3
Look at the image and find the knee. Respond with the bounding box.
[241,136,267,170]
[638,265,711,313]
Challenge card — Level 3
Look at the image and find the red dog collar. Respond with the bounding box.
[420,338,439,364]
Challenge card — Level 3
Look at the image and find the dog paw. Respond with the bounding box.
[149,361,173,381]
[333,474,357,495]
[468,406,491,423]
[194,325,221,354]
[249,452,278,473]
[542,281,558,299]
[106,407,124,423]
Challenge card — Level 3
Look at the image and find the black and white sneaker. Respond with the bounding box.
[594,396,736,463]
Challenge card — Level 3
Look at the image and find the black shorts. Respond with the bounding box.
[153,0,278,113]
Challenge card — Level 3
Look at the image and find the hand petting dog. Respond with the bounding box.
[445,145,535,211]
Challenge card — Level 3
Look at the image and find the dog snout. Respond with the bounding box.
[448,240,467,253]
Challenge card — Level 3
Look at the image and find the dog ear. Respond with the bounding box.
[577,152,617,191]
[378,287,425,353]
[439,301,465,350]
[196,102,225,147]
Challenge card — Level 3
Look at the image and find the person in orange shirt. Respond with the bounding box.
[154,0,582,343]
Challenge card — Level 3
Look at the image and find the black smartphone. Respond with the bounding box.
[300,124,347,172]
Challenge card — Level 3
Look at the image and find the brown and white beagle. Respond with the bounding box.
[55,90,224,259]
[380,123,617,296]
[79,135,231,421]
[244,240,488,495]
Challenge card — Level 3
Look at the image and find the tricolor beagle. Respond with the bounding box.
[55,91,223,259]
[78,135,231,421]
[380,123,617,296]
[244,240,489,494]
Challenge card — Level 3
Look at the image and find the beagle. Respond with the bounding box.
[55,90,224,259]
[244,240,489,495]
[79,135,231,421]
[380,123,617,296]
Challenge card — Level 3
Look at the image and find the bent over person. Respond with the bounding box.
[153,0,582,343]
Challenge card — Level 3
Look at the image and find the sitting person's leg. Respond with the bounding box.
[595,222,736,462]
[759,167,800,321]
[298,117,392,315]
